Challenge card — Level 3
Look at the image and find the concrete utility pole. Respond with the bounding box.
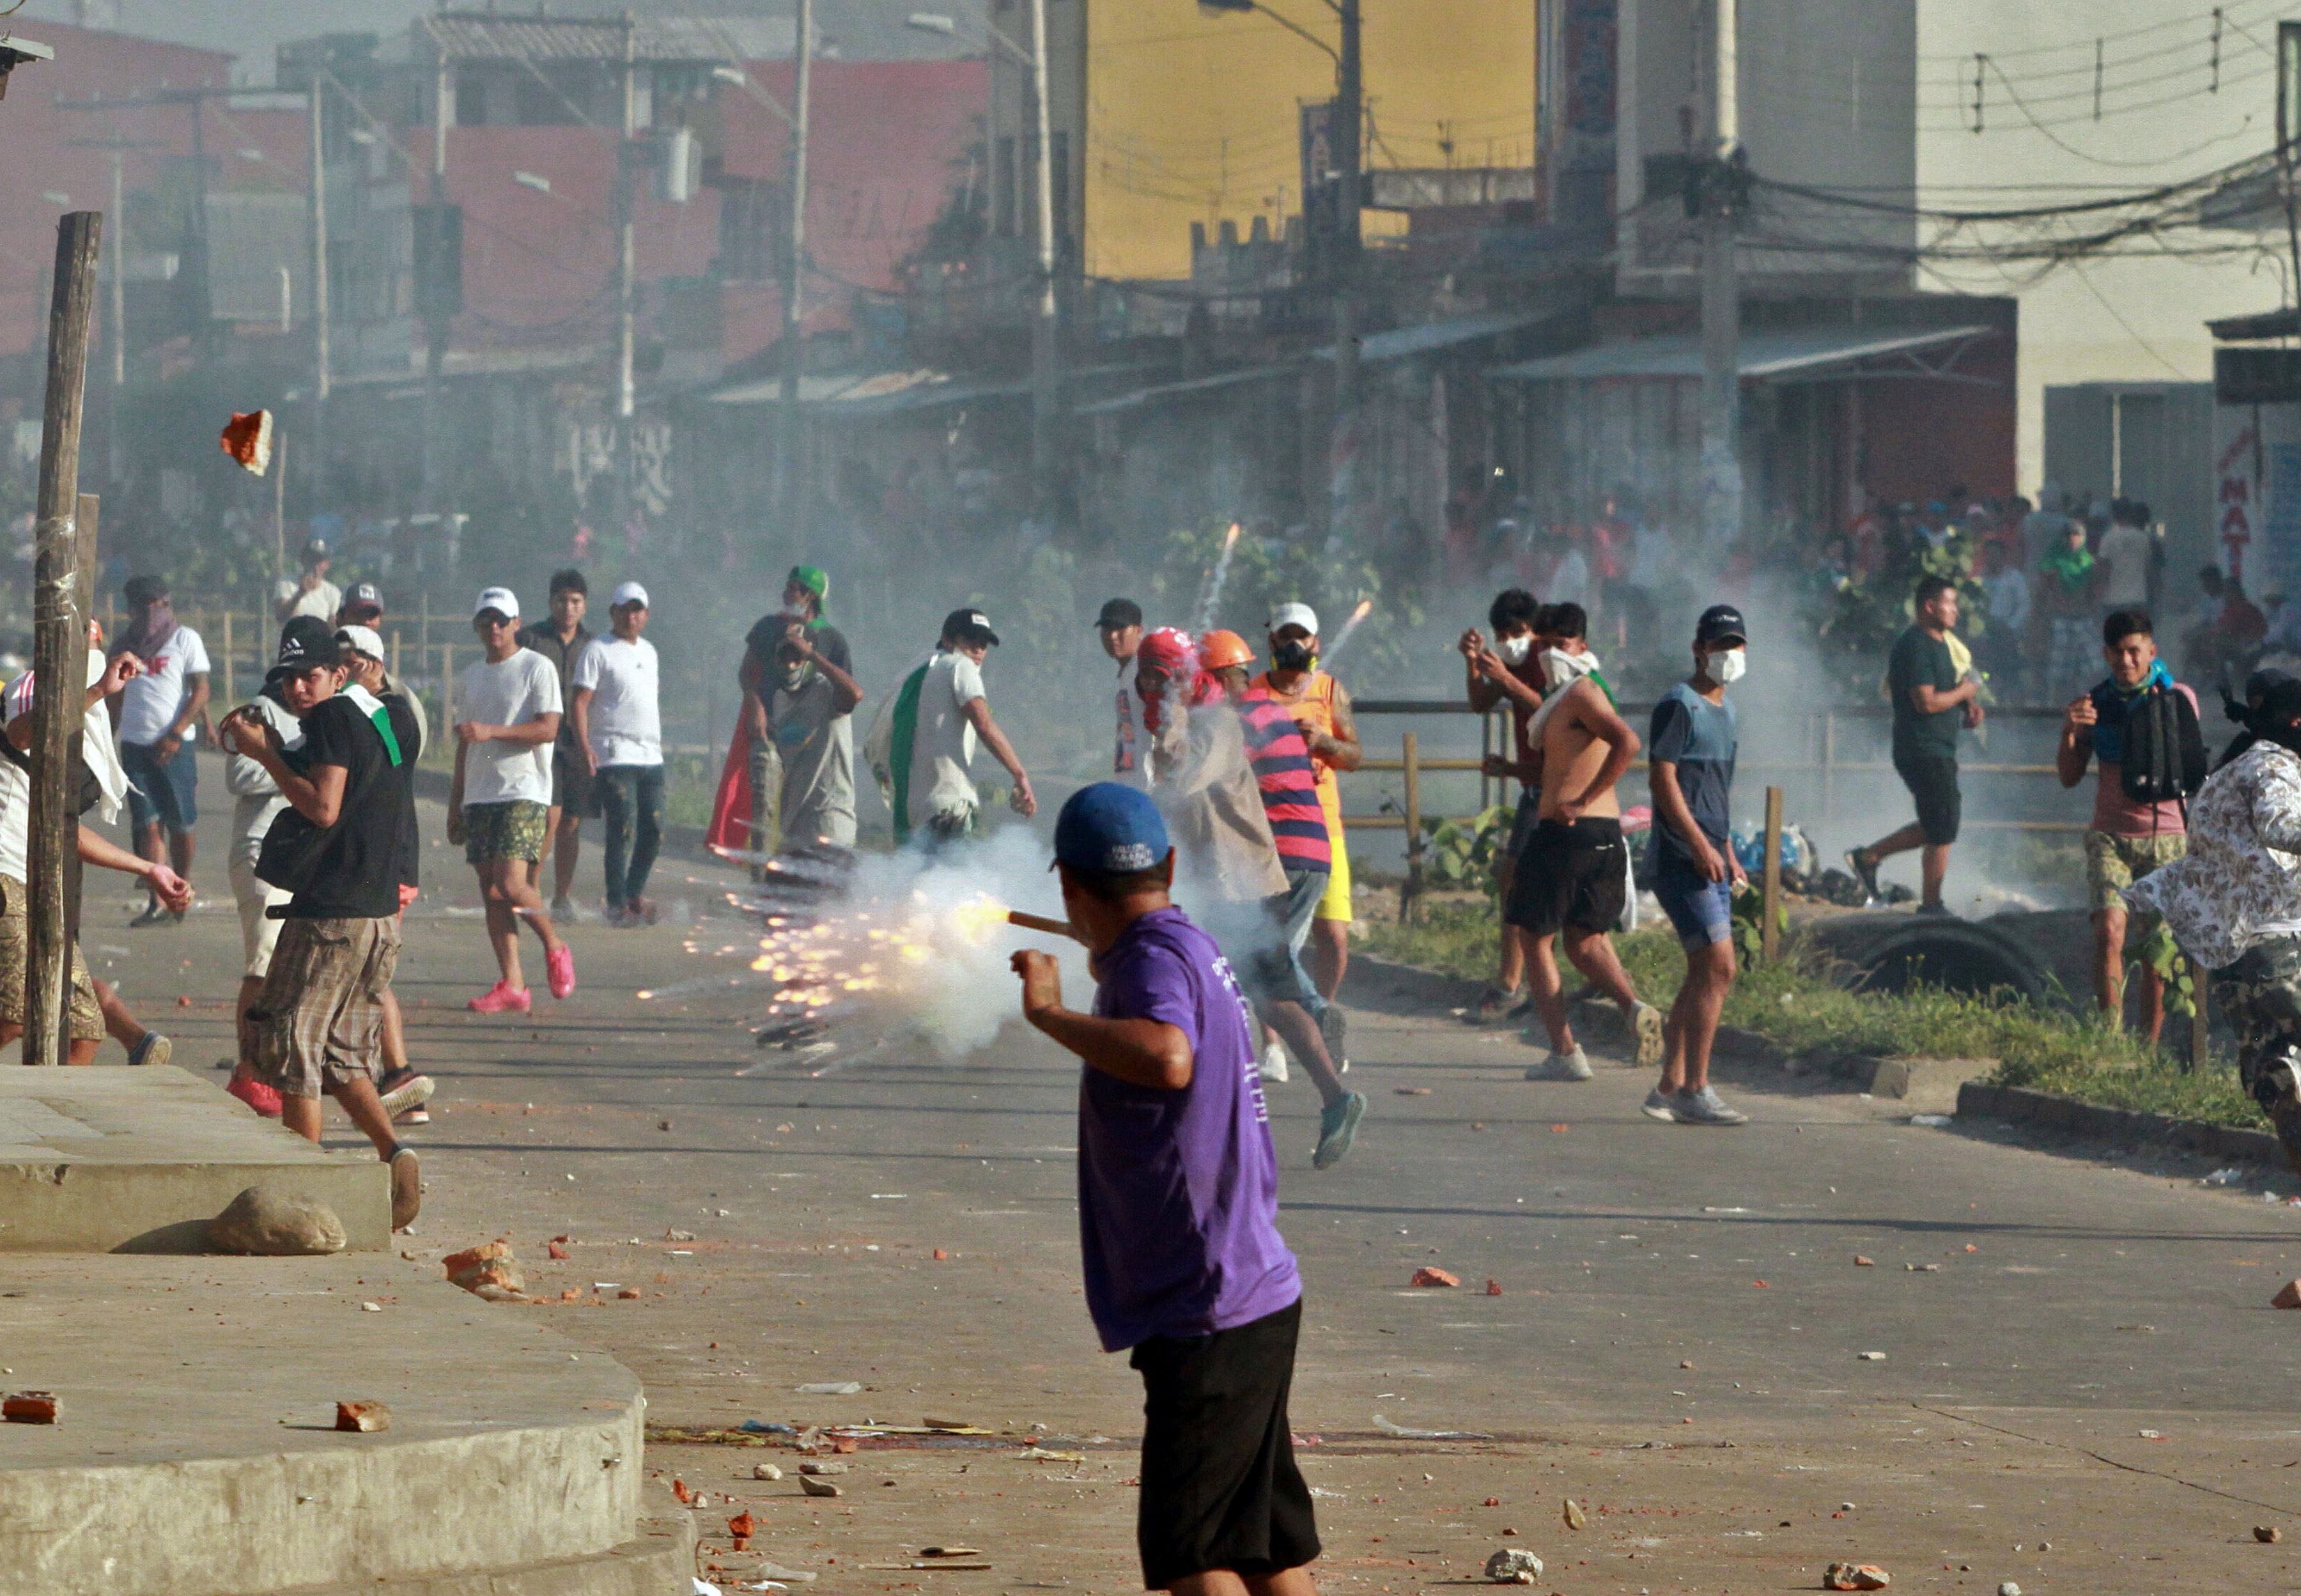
[1027,0,1057,518]
[423,39,450,527]
[1332,0,1362,421]
[27,213,100,1069]
[616,11,639,520]
[308,75,331,543]
[777,0,814,539]
[1698,0,1744,549]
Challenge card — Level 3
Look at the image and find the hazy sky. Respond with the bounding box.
[13,1,439,81]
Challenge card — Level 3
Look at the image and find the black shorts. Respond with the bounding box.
[551,746,598,819]
[1503,816,1627,937]
[1131,1299,1321,1588]
[1893,752,1960,846]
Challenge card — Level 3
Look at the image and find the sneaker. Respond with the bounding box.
[1318,1003,1348,1072]
[550,895,578,922]
[1629,1001,1664,1067]
[468,980,532,1015]
[545,941,577,1000]
[1526,1046,1592,1082]
[226,1076,283,1117]
[1466,984,1528,1026]
[1672,1085,1749,1126]
[1258,1039,1291,1085]
[127,901,171,929]
[394,1103,432,1126]
[126,1031,171,1068]
[628,895,660,926]
[389,1147,421,1230]
[1845,848,1882,907]
[1312,1091,1367,1170]
[1640,1088,1680,1122]
[378,1071,435,1118]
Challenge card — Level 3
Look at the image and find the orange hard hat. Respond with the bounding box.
[1197,628,1257,671]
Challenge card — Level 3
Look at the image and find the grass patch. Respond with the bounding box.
[1364,903,2270,1133]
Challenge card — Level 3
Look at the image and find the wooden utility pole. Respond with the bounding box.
[27,212,101,1068]
[776,0,815,539]
[1760,784,1783,965]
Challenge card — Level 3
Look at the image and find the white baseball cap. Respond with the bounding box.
[472,585,520,621]
[1269,601,1320,636]
[610,580,649,608]
[335,624,385,662]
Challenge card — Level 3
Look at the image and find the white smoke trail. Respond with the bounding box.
[1195,522,1243,635]
[1316,597,1377,664]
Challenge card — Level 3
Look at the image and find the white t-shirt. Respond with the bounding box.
[275,577,343,621]
[458,647,562,805]
[222,694,306,860]
[908,649,986,823]
[115,626,212,746]
[569,634,662,768]
[2097,523,2154,610]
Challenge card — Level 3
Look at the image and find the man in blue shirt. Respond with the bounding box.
[1645,605,1750,1127]
[1010,783,1322,1596]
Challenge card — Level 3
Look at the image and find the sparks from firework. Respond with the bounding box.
[741,889,1018,1022]
[1195,522,1243,634]
[1318,597,1376,663]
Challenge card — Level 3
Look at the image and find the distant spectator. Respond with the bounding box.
[2096,499,2157,618]
[1976,539,2031,695]
[274,539,341,623]
[2021,484,2070,573]
[2039,518,2100,701]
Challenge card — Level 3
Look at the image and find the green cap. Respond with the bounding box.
[787,564,830,613]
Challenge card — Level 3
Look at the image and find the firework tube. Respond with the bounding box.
[1007,909,1085,944]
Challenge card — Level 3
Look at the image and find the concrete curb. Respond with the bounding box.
[1956,1080,2290,1168]
[297,1512,694,1596]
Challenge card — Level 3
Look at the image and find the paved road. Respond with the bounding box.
[81,757,2301,1594]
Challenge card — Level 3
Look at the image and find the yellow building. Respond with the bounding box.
[984,0,1538,284]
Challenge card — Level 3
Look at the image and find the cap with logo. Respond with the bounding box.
[610,580,650,609]
[269,615,340,679]
[1694,604,1747,647]
[340,581,385,616]
[787,564,830,612]
[472,585,520,621]
[302,538,330,562]
[1053,782,1171,876]
[1094,596,1143,631]
[941,607,1001,647]
[335,624,385,662]
[1268,601,1320,637]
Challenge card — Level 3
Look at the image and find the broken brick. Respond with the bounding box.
[334,1400,391,1433]
[1823,1563,1891,1591]
[3,1391,58,1424]
[1484,1278,1503,1296]
[2273,1280,2301,1310]
[1411,1267,1460,1288]
[548,1242,571,1261]
[617,1287,642,1300]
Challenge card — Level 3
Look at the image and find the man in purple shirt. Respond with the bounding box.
[1011,782,1322,1596]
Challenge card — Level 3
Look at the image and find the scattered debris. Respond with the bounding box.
[727,1510,757,1551]
[1907,1264,1941,1273]
[1857,1351,1887,1361]
[1482,1547,1544,1583]
[752,1563,818,1583]
[1373,1414,1494,1440]
[799,1475,842,1498]
[548,1241,571,1260]
[207,1187,346,1256]
[1909,1114,1952,1127]
[443,1239,525,1300]
[1563,1498,1586,1530]
[1395,1086,1432,1096]
[2256,1526,2282,1544]
[2274,1281,2301,1310]
[798,1461,848,1476]
[3,1391,57,1425]
[1484,1278,1503,1296]
[1822,1562,1891,1590]
[753,1462,784,1480]
[672,1478,693,1504]
[668,1228,698,1241]
[2203,1168,2245,1187]
[1997,1584,2021,1596]
[922,1546,981,1558]
[1411,1267,1460,1289]
[797,1381,863,1395]
[933,1249,949,1261]
[1854,1256,1874,1267]
[334,1400,391,1433]
[860,1562,991,1572]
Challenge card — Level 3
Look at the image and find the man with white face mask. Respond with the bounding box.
[1645,604,1751,1126]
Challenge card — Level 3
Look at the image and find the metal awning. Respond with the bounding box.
[1075,365,1290,417]
[1491,323,1997,384]
[1322,309,1546,363]
[2210,307,2301,342]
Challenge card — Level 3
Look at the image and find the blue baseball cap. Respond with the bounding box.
[1053,782,1170,875]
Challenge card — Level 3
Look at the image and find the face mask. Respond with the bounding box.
[779,658,814,693]
[1498,635,1533,667]
[1271,639,1316,673]
[1706,647,1747,686]
[1539,646,1595,686]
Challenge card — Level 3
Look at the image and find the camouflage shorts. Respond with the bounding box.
[2085,828,2186,915]
[463,800,550,865]
[2210,935,2301,1161]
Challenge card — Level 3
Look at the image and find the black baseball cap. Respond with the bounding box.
[1094,597,1143,631]
[941,607,1000,647]
[341,580,385,614]
[1694,604,1747,647]
[268,615,339,679]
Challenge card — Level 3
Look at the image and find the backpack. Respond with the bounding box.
[2118,683,2208,806]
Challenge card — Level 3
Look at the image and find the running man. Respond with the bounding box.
[220,633,425,1231]
[2056,608,2198,1044]
[1097,596,1150,786]
[1506,610,1662,1080]
[1255,603,1361,1062]
[1459,587,1546,1025]
[1848,575,1983,914]
[516,569,593,918]
[449,587,575,1012]
[1644,605,1751,1126]
[108,573,209,926]
[867,608,1035,848]
[1010,783,1324,1596]
[571,582,668,924]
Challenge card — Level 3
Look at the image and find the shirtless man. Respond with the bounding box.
[1501,605,1663,1080]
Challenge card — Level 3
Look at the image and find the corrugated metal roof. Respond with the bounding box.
[1323,309,1545,363]
[1075,365,1291,417]
[1491,324,1995,383]
[423,12,794,64]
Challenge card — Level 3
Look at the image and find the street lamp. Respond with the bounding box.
[906,3,1060,522]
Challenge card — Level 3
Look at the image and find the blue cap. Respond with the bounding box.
[1053,782,1170,875]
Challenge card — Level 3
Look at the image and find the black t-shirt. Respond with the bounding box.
[516,621,591,757]
[744,614,850,679]
[285,693,422,920]
[1887,625,1964,764]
